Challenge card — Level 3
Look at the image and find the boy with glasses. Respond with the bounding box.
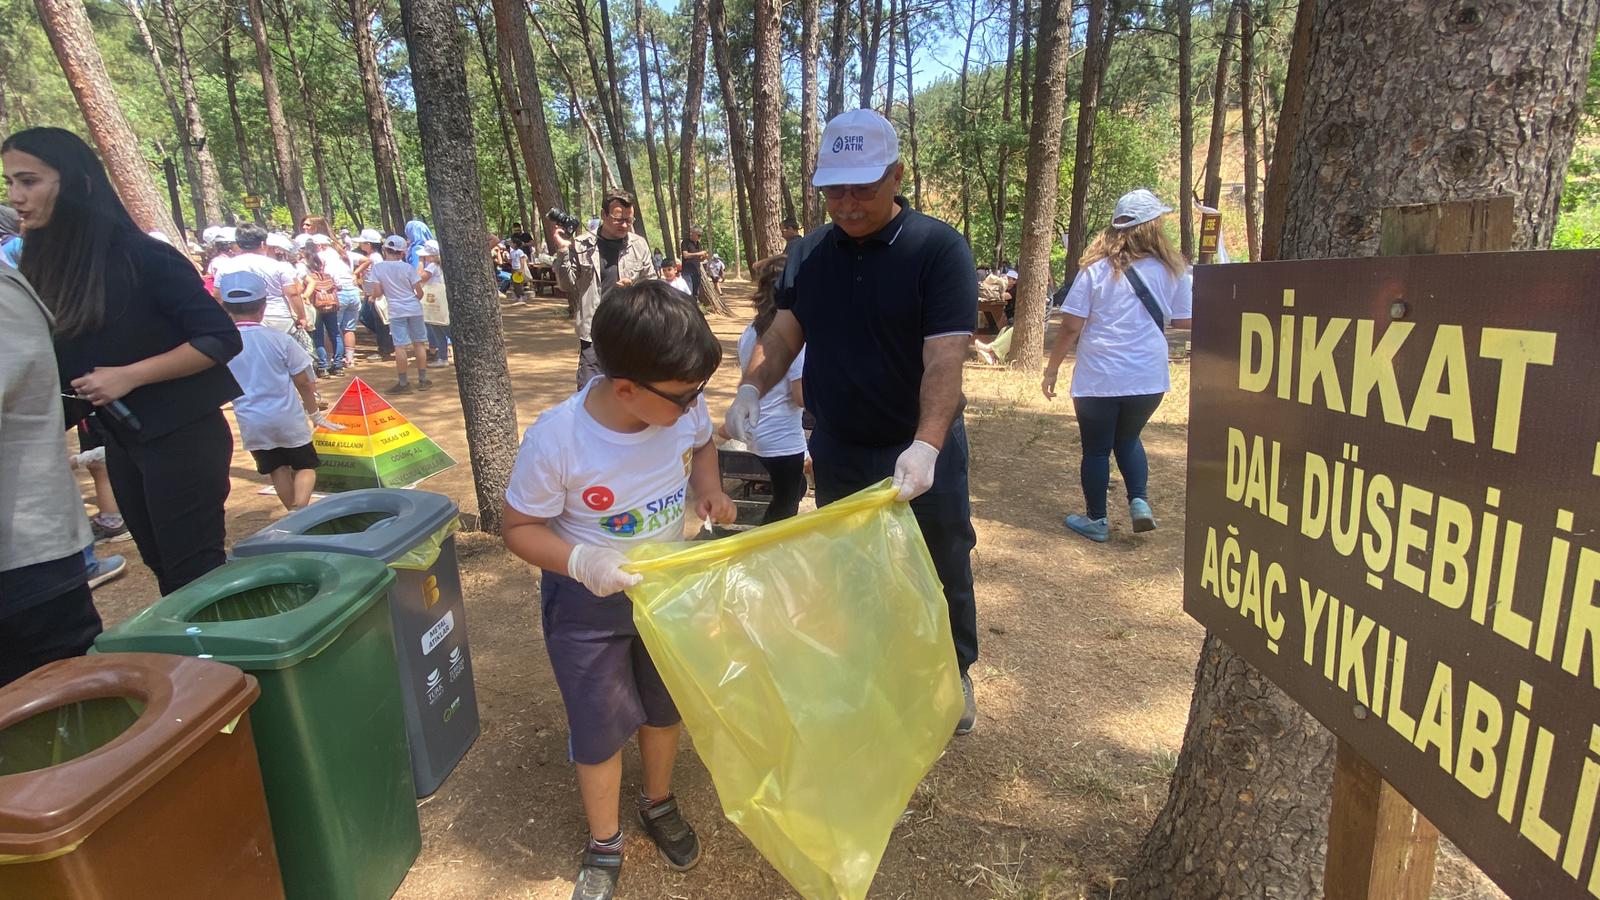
[502,281,733,900]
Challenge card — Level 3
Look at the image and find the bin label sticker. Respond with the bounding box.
[426,668,444,705]
[444,696,461,723]
[421,610,455,656]
[449,645,466,682]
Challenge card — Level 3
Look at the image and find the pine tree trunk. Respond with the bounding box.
[649,32,682,243]
[491,0,561,245]
[635,0,672,247]
[159,0,223,229]
[883,0,896,114]
[957,0,977,244]
[902,10,921,210]
[349,0,403,231]
[750,0,784,257]
[1127,3,1600,894]
[990,0,1017,267]
[273,0,334,222]
[221,19,261,224]
[801,0,821,228]
[1175,0,1193,256]
[34,0,177,236]
[725,156,742,277]
[125,0,197,239]
[581,0,641,228]
[397,0,520,534]
[244,0,309,225]
[826,0,849,119]
[1063,0,1111,277]
[1237,0,1259,260]
[856,0,882,108]
[1018,0,1031,129]
[678,0,709,232]
[1200,1,1239,208]
[467,3,529,229]
[1006,0,1070,368]
[385,120,413,222]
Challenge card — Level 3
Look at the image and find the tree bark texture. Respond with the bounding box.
[1063,0,1110,276]
[1200,1,1239,208]
[34,0,177,237]
[990,0,1018,267]
[125,0,197,239]
[467,2,529,229]
[1258,0,1311,261]
[901,10,921,210]
[1238,0,1259,260]
[273,0,335,222]
[349,0,404,231]
[677,0,709,231]
[883,0,896,113]
[159,0,224,229]
[398,0,520,534]
[1006,0,1070,369]
[750,0,784,257]
[245,0,309,225]
[528,6,616,197]
[1175,0,1194,256]
[801,0,821,228]
[826,0,850,118]
[577,0,641,224]
[493,0,562,245]
[221,19,261,224]
[635,0,673,248]
[650,32,682,242]
[856,0,883,108]
[1127,3,1600,896]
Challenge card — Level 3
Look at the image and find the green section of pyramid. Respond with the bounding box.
[374,437,455,486]
[315,453,383,493]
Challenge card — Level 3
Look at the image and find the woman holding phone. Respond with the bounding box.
[3,127,243,594]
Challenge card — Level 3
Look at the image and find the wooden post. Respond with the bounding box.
[1323,196,1514,900]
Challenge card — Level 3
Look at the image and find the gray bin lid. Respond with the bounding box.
[232,488,459,564]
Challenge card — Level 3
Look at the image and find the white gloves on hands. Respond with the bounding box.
[568,543,642,596]
[310,411,345,432]
[69,446,106,469]
[892,440,939,502]
[724,384,762,443]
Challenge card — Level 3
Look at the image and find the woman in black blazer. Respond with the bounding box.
[3,127,243,595]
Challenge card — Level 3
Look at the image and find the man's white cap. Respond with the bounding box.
[1111,189,1172,229]
[265,233,295,252]
[214,226,236,244]
[382,234,407,252]
[218,271,268,304]
[201,225,222,243]
[358,228,383,244]
[310,234,333,246]
[814,109,900,187]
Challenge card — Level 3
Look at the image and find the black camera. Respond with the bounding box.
[546,207,582,234]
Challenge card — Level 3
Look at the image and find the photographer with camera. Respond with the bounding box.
[549,190,656,390]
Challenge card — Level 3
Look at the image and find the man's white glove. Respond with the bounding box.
[724,384,762,443]
[568,543,642,596]
[892,440,939,501]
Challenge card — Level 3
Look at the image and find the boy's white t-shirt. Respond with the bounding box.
[366,258,422,318]
[212,252,298,320]
[509,247,529,276]
[1061,256,1193,398]
[736,326,806,457]
[505,381,712,551]
[227,322,314,451]
[668,275,691,295]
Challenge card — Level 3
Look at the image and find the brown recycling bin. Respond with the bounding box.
[0,653,284,900]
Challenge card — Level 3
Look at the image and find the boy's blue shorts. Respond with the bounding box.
[539,569,680,765]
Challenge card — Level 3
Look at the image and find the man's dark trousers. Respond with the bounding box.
[808,417,978,676]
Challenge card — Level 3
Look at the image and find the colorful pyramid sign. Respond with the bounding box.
[312,378,456,492]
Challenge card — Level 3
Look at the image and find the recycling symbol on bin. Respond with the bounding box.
[426,668,445,705]
[448,646,465,682]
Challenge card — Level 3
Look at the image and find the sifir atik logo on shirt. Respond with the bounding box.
[599,486,687,538]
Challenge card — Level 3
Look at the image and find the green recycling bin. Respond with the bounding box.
[231,488,479,797]
[93,552,420,900]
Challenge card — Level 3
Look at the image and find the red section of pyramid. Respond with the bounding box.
[329,377,395,418]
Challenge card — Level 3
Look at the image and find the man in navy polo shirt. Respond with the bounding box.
[726,108,980,735]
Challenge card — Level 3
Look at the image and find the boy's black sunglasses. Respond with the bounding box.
[631,379,708,411]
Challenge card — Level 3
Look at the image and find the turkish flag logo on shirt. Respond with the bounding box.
[582,486,615,511]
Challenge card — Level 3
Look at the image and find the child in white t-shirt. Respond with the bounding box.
[365,234,430,393]
[218,271,328,511]
[508,240,530,305]
[660,258,691,296]
[417,240,451,367]
[501,281,734,898]
[731,253,808,522]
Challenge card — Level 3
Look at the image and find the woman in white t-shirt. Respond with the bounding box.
[1040,189,1193,544]
[732,254,808,523]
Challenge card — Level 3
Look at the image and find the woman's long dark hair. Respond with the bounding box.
[749,253,787,337]
[2,128,142,337]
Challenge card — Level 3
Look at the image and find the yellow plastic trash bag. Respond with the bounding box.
[624,480,962,900]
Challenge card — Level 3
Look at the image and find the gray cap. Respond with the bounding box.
[382,234,407,252]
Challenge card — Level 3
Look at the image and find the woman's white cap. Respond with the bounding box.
[265,233,296,252]
[358,228,383,244]
[1112,189,1172,229]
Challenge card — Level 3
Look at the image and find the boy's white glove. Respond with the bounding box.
[724,384,762,443]
[892,440,939,501]
[69,446,106,469]
[310,411,346,432]
[568,543,642,596]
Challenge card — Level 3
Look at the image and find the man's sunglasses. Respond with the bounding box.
[635,380,707,411]
[819,170,891,201]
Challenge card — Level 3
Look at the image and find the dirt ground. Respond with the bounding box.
[85,281,1506,899]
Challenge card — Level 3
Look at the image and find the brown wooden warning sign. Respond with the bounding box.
[1185,250,1600,899]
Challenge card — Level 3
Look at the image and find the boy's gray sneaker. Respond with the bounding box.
[1130,498,1157,533]
[956,672,977,735]
[571,849,620,900]
[87,554,127,590]
[388,380,412,394]
[638,796,701,871]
